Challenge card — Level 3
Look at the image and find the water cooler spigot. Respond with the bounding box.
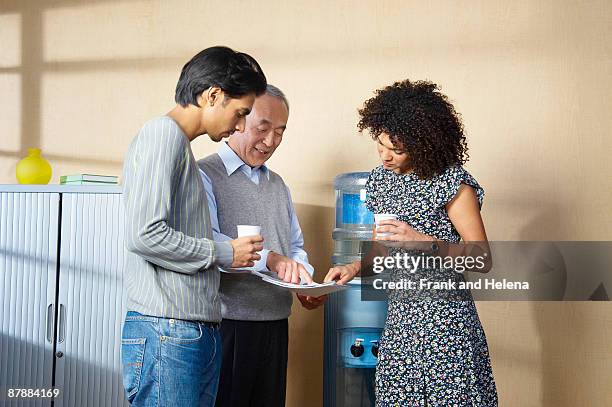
[350,338,365,357]
[370,340,380,358]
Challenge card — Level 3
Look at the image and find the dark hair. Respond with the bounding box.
[175,46,267,107]
[358,79,469,179]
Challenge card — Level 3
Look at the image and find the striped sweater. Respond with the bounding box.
[122,115,233,322]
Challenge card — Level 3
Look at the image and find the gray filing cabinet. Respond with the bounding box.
[0,185,128,406]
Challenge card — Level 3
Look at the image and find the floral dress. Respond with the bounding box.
[365,165,498,407]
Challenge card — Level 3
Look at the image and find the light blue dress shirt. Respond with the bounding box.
[200,142,314,276]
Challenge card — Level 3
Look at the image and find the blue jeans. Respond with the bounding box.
[121,311,222,406]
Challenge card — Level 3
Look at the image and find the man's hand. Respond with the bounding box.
[324,262,360,285]
[267,252,313,284]
[230,235,264,268]
[296,293,327,310]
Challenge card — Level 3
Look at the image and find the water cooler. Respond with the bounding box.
[323,173,388,407]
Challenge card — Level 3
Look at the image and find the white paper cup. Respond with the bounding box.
[374,214,398,237]
[237,225,261,237]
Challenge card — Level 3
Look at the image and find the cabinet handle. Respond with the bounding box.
[57,304,66,344]
[46,304,55,343]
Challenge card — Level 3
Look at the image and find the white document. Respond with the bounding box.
[290,284,349,297]
[218,268,348,296]
[256,272,348,296]
[218,267,253,274]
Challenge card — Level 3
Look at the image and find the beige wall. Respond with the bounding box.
[1,0,611,405]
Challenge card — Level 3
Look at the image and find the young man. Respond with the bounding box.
[121,46,267,407]
[198,85,325,407]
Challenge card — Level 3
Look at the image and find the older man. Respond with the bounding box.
[198,84,324,407]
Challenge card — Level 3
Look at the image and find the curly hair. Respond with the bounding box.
[358,79,469,179]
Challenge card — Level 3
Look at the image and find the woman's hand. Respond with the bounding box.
[375,219,433,242]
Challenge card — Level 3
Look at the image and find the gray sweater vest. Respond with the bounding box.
[198,154,293,321]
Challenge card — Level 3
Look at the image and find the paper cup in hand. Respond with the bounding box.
[374,214,398,237]
[237,225,261,238]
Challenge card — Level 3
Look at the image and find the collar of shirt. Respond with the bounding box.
[217,141,269,184]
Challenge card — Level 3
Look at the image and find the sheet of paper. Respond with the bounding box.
[218,268,348,295]
[253,270,330,288]
[289,283,349,297]
[218,267,254,274]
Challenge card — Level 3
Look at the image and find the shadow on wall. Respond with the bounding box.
[528,300,612,406]
[0,0,180,182]
[483,196,570,241]
[518,203,570,406]
[517,205,612,406]
[0,0,132,164]
[477,196,611,406]
[286,203,334,407]
[295,202,336,282]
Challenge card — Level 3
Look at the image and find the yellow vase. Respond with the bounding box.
[16,148,52,184]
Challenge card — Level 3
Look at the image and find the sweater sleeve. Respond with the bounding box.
[123,119,220,274]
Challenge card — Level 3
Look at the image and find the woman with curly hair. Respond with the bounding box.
[325,79,498,406]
